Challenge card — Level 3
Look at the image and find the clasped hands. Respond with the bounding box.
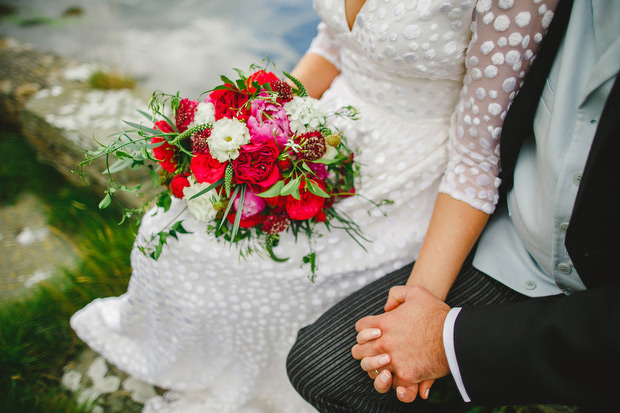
[351,285,451,403]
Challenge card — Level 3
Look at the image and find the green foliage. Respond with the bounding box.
[0,128,135,411]
[89,70,136,90]
[283,71,308,97]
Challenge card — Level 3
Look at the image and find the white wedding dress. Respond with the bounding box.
[71,1,555,411]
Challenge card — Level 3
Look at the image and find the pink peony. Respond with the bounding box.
[247,98,291,148]
[233,189,266,220]
[308,162,328,180]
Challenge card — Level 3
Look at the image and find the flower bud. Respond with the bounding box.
[325,133,341,147]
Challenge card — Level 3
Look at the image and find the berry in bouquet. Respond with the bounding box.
[76,63,370,279]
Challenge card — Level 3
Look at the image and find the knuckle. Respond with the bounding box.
[400,369,416,384]
[410,285,424,295]
[377,338,391,353]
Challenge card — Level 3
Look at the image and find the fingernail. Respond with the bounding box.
[424,388,430,399]
[397,388,405,398]
[380,371,390,383]
[370,328,381,338]
[379,354,390,365]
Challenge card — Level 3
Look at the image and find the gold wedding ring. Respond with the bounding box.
[373,369,380,375]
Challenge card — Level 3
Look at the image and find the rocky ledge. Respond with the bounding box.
[0,36,155,208]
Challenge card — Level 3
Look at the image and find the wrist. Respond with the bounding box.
[406,272,450,301]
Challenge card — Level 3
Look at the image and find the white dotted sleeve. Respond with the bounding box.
[438,0,559,214]
[306,22,342,71]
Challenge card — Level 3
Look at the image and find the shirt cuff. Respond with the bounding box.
[443,307,471,402]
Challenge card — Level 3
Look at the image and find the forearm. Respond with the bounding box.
[288,53,340,99]
[407,193,489,301]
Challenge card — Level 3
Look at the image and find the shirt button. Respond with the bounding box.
[523,280,537,290]
[573,172,582,186]
[590,118,597,124]
[557,263,572,274]
[560,222,569,232]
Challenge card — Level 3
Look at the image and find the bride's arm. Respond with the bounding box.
[289,53,340,99]
[288,21,341,99]
[404,0,560,301]
[405,194,488,301]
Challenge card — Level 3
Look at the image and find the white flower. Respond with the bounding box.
[207,117,251,162]
[284,96,327,134]
[183,177,219,223]
[188,101,215,129]
[320,145,339,161]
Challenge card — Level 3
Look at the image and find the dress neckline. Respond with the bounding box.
[344,0,367,32]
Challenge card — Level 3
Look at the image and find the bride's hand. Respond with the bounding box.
[352,285,450,402]
[357,335,436,403]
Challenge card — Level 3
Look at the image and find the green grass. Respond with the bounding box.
[0,127,137,412]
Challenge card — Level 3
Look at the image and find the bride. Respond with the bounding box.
[71,0,557,411]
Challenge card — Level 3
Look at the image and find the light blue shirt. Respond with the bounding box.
[445,0,620,402]
[473,0,619,297]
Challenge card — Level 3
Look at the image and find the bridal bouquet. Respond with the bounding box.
[76,64,365,278]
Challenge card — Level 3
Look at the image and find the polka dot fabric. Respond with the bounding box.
[71,1,558,412]
[439,0,559,213]
[311,0,558,213]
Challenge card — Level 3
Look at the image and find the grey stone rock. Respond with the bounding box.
[61,347,155,412]
[1,36,159,209]
[0,193,79,299]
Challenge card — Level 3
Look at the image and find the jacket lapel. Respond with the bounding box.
[579,35,620,106]
[565,75,620,288]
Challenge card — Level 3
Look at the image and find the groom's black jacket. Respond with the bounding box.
[454,0,620,407]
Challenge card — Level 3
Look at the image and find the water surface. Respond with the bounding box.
[0,0,319,97]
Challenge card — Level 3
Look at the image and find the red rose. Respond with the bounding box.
[314,210,327,222]
[207,87,250,121]
[152,121,177,173]
[264,196,286,208]
[191,150,227,184]
[226,212,267,228]
[246,70,280,92]
[175,98,198,132]
[285,182,325,221]
[170,174,190,198]
[233,139,280,189]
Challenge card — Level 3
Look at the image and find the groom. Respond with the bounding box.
[287,0,620,410]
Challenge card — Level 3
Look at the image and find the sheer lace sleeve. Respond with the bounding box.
[306,22,342,70]
[438,0,559,214]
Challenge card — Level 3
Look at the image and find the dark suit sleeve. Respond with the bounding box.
[453,283,620,408]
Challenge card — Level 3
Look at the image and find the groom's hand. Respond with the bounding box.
[351,285,451,401]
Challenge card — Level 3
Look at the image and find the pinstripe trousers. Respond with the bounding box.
[286,253,531,412]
